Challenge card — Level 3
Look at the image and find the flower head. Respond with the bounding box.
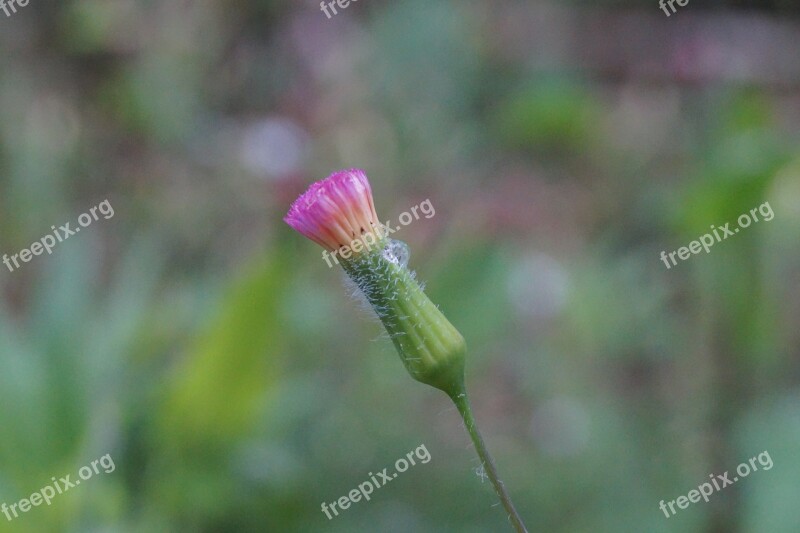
[283,168,527,532]
[284,168,466,393]
[284,168,381,252]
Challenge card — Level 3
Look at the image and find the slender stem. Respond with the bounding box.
[449,388,529,533]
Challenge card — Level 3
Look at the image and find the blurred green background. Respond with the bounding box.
[1,1,799,532]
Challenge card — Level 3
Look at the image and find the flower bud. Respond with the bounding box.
[340,239,466,392]
[284,169,466,393]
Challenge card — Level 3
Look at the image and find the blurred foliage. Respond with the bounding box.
[1,1,799,532]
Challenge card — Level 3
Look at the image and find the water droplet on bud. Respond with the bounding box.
[382,239,410,267]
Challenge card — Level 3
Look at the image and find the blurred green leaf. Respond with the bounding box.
[158,253,287,449]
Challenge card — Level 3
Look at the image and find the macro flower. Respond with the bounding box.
[284,168,466,393]
[285,168,528,532]
[284,169,381,251]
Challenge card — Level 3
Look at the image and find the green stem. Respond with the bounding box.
[449,387,529,533]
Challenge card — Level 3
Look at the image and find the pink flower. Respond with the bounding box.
[284,168,527,532]
[284,168,381,251]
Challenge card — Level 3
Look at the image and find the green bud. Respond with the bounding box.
[340,239,466,394]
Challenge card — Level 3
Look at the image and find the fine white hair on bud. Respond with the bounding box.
[339,239,465,392]
[382,239,410,267]
[343,240,417,331]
